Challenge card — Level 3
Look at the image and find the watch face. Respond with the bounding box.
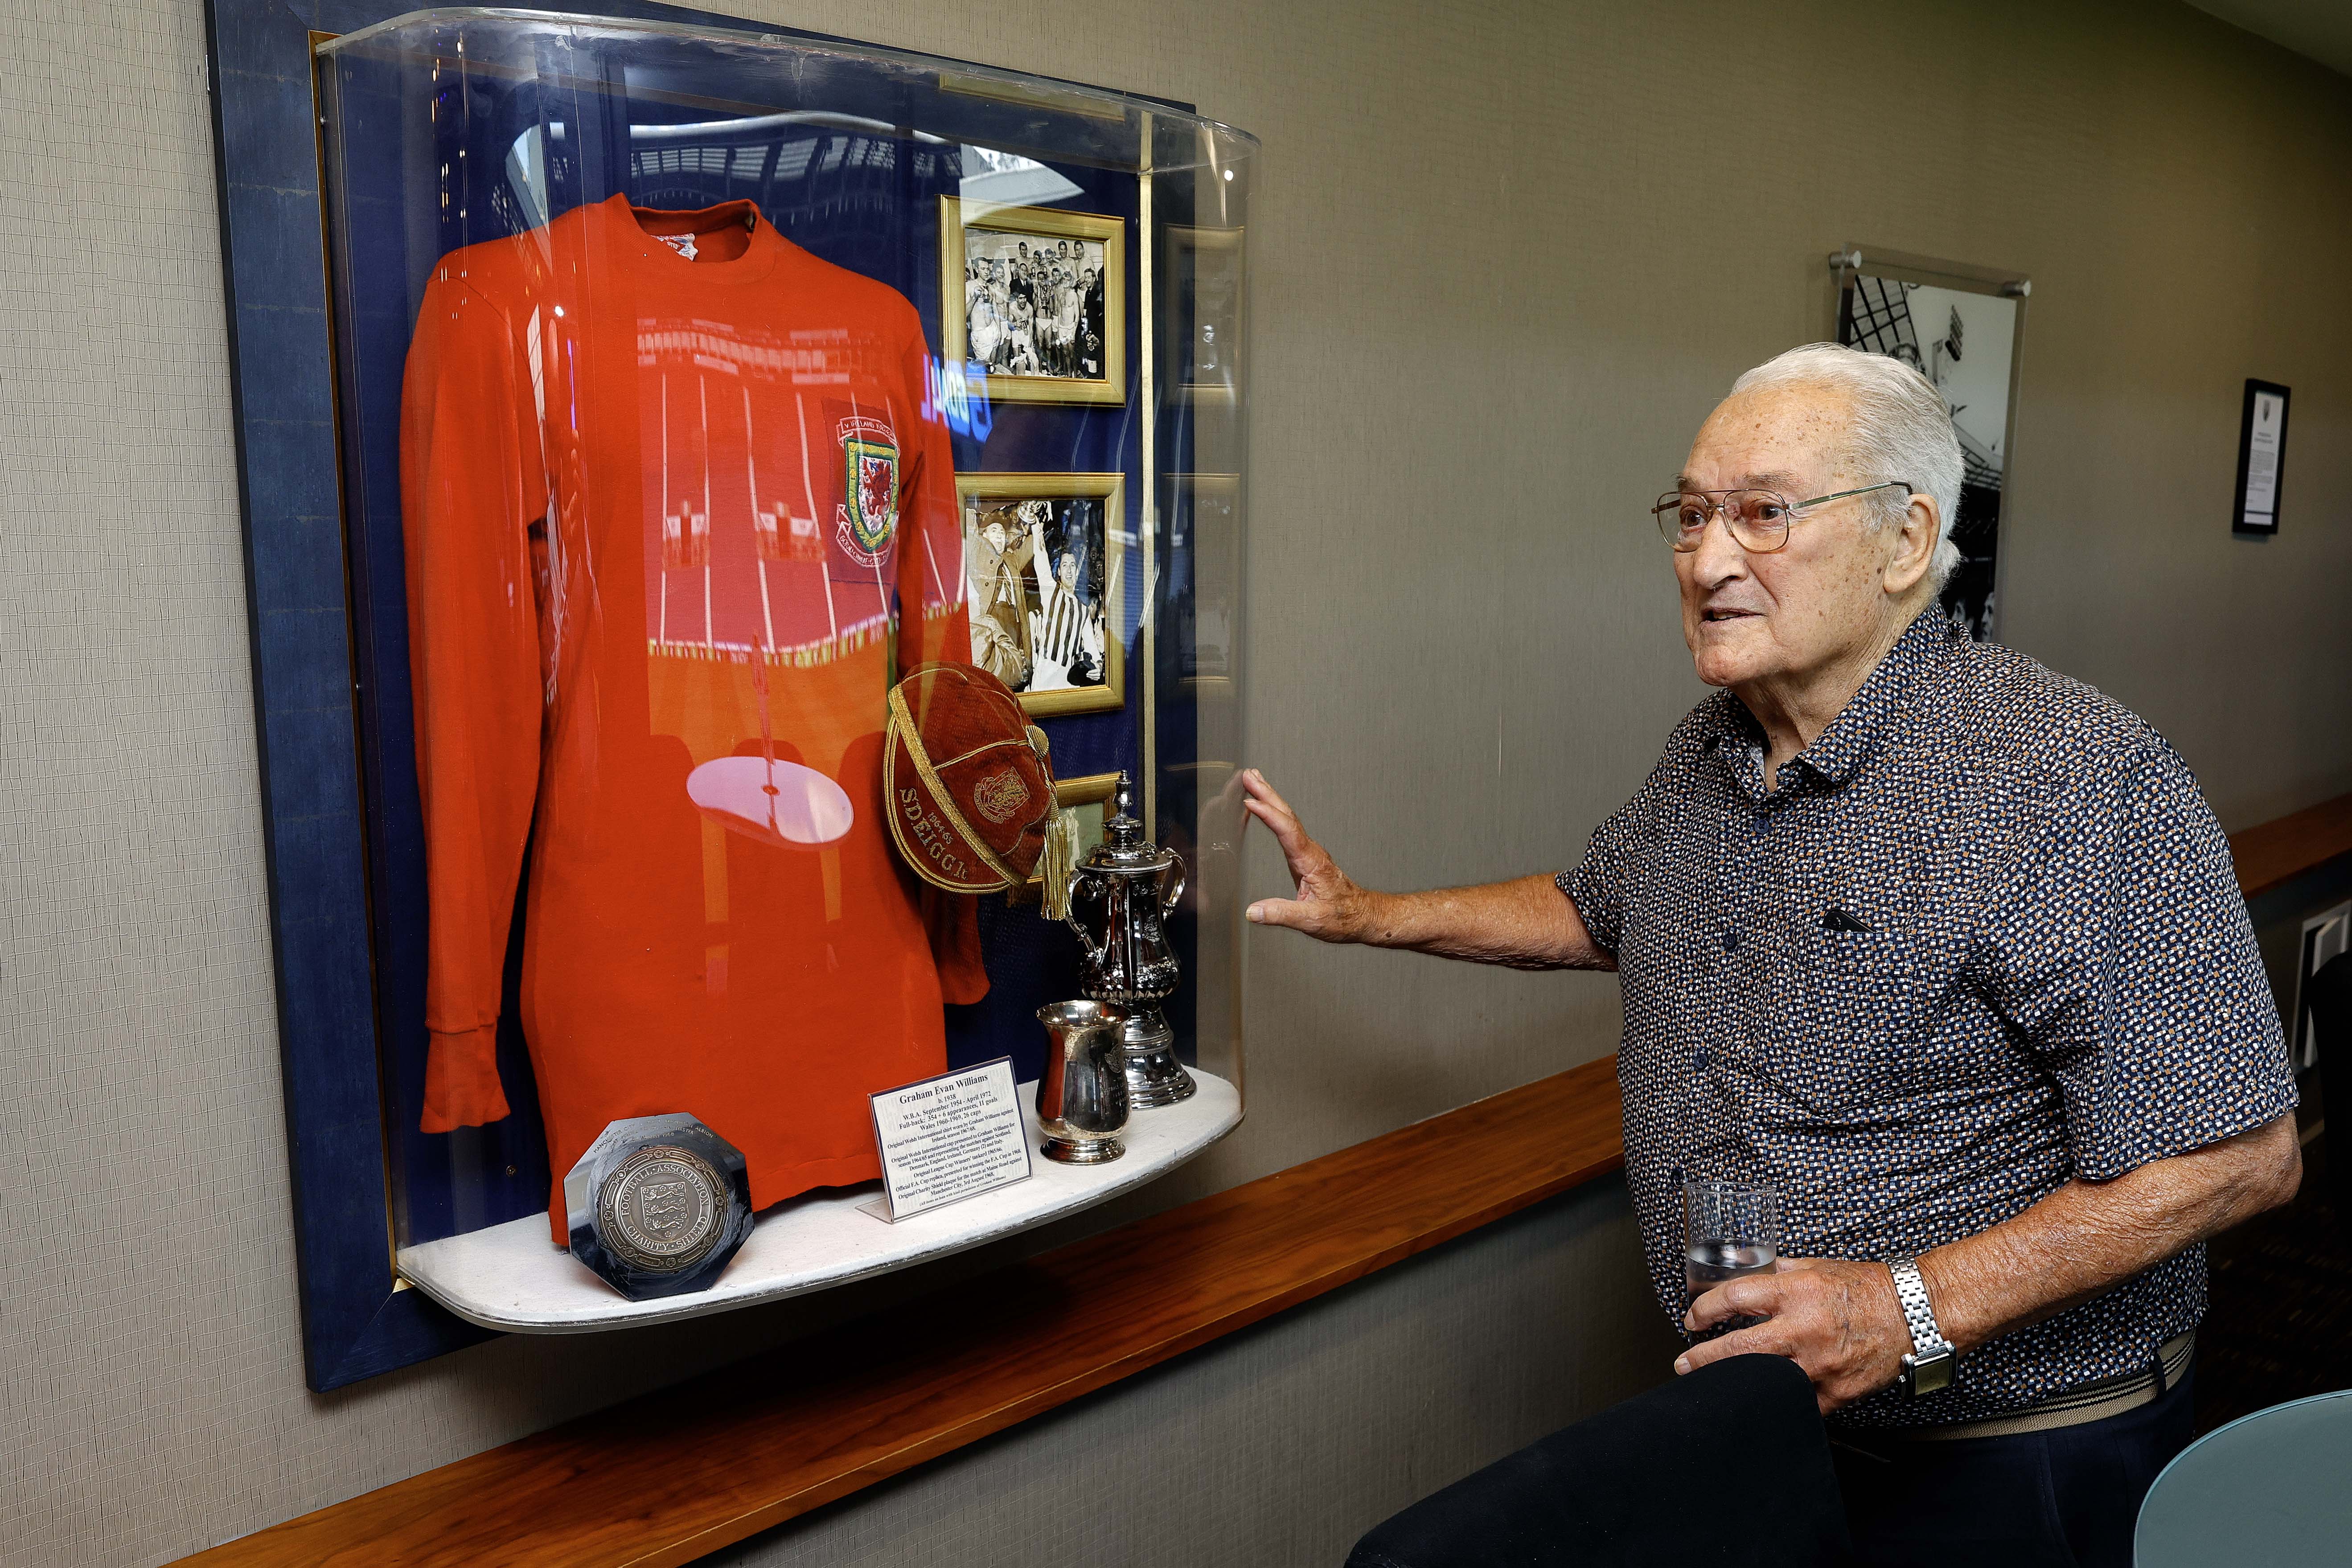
[1904,1350,1956,1398]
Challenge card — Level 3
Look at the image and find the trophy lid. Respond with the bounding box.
[1080,772,1173,871]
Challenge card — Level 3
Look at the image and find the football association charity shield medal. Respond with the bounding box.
[1063,773,1194,1107]
[564,1114,755,1300]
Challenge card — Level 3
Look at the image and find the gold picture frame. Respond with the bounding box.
[940,198,1126,406]
[1010,771,1123,901]
[956,472,1125,717]
[1166,224,1244,405]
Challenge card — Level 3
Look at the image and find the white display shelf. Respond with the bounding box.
[398,1070,1241,1334]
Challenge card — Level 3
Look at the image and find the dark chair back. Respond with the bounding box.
[1343,1353,1852,1568]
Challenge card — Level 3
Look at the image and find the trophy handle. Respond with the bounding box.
[1158,856,1186,912]
[1064,884,1108,966]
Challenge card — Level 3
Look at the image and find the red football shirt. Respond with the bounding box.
[400,195,985,1240]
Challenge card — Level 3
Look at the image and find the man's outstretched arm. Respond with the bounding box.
[1240,770,1614,972]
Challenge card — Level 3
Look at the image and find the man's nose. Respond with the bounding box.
[1687,509,1751,584]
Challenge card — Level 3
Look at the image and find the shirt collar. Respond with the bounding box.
[1706,608,1957,792]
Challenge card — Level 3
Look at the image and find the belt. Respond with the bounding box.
[1862,1331,2196,1443]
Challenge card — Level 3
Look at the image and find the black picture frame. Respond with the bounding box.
[2231,378,2291,535]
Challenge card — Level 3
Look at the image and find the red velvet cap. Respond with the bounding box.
[884,663,1058,893]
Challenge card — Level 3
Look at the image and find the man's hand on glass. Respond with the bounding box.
[1240,769,1379,943]
[1676,1257,1913,1414]
[1238,770,1611,969]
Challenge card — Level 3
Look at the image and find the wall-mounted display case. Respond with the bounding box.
[254,7,1252,1354]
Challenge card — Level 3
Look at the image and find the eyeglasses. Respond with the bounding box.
[1650,481,1914,553]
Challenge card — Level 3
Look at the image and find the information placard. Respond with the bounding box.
[863,1058,1033,1222]
[2233,378,2290,534]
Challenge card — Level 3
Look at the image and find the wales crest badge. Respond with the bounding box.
[834,415,900,566]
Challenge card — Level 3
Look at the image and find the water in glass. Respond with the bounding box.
[1684,1238,1776,1308]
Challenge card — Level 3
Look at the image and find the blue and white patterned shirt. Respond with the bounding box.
[1562,610,2296,1426]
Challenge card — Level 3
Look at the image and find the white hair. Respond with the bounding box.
[1729,342,1964,587]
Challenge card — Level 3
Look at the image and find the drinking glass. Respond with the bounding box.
[1682,1177,1781,1320]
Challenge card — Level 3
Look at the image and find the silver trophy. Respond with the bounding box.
[1063,772,1194,1107]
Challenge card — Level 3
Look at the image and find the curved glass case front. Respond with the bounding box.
[314,9,1252,1329]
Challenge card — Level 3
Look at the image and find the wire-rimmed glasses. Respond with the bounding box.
[1651,480,1913,553]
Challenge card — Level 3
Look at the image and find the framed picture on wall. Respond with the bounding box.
[940,198,1125,404]
[958,472,1126,716]
[1008,771,1122,902]
[1174,472,1238,688]
[1166,224,1244,402]
[1832,247,2030,642]
[2232,379,2290,534]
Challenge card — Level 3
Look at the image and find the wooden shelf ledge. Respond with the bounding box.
[2230,792,2352,901]
[171,794,2350,1567]
[176,1056,1626,1568]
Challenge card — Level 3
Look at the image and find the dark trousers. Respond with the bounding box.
[1831,1367,2196,1568]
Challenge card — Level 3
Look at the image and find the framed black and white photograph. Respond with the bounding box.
[957,472,1125,716]
[2290,901,2350,1072]
[940,199,1125,405]
[1166,225,1244,402]
[1174,472,1239,687]
[2232,379,2290,534]
[1834,249,2030,641]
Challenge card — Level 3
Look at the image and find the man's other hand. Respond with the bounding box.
[1675,1257,1911,1414]
[1241,770,1379,943]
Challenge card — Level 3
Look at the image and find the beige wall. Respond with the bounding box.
[3,1,2348,1565]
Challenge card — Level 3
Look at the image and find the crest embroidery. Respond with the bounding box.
[834,415,899,566]
[972,767,1028,825]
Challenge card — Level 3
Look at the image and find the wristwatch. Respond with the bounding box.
[1887,1256,1956,1399]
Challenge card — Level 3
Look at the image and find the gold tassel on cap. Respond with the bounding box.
[1040,806,1082,921]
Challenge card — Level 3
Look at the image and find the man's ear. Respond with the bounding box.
[1883,493,1939,595]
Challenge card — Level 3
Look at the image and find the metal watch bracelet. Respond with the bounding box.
[1888,1255,1956,1399]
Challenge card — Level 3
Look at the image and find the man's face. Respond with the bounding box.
[982,520,1007,554]
[1673,384,1912,691]
[1058,553,1079,589]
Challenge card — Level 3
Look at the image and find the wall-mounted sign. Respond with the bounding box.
[2233,379,2291,535]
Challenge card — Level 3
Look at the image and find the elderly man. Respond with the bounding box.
[1244,343,2300,1565]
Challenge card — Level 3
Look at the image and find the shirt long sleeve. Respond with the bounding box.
[399,275,550,1132]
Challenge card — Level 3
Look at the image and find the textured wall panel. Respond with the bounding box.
[2,0,2349,1564]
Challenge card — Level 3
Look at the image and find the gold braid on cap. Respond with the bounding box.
[885,684,1026,891]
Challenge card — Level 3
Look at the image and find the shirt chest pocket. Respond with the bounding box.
[1753,931,1948,1119]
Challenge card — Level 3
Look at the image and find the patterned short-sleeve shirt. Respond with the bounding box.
[1562,610,2296,1427]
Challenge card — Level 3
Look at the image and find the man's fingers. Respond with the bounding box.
[1684,1275,1780,1333]
[1245,897,1321,933]
[1239,768,1296,820]
[1674,1321,1790,1375]
[1241,797,1316,864]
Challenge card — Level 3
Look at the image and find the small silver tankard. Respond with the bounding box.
[1063,772,1194,1107]
[1034,1000,1130,1163]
